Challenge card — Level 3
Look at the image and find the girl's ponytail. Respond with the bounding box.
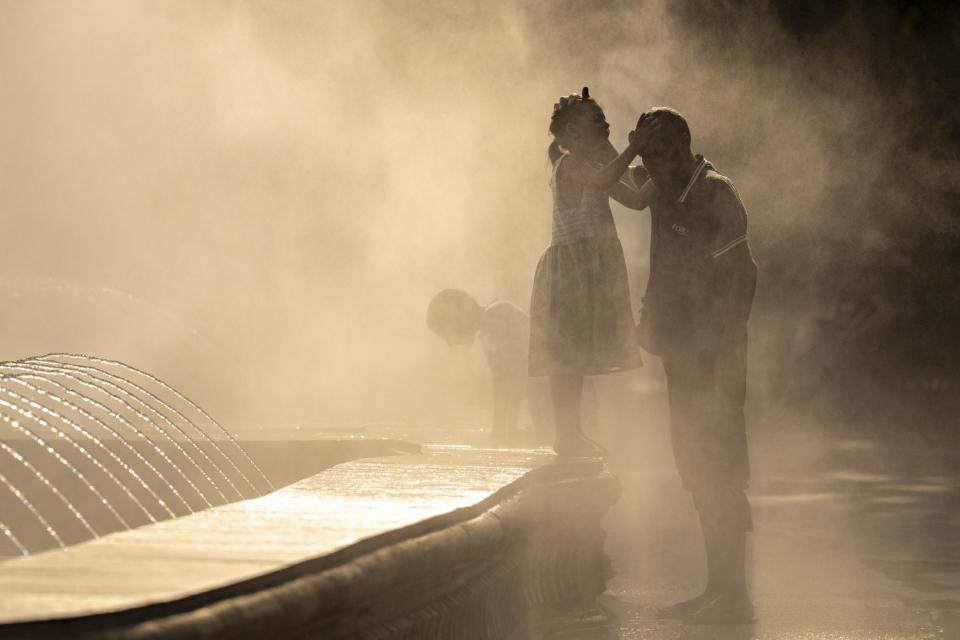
[549,89,592,166]
[547,138,564,166]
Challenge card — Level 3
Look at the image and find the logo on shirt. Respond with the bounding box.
[672,223,689,236]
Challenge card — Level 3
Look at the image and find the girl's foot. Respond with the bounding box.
[553,432,607,458]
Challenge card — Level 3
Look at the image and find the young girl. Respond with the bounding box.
[529,87,657,456]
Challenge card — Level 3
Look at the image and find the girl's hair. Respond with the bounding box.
[548,86,598,165]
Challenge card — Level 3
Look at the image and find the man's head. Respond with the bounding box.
[640,107,693,188]
[426,289,483,346]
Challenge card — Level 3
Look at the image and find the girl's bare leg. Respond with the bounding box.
[550,373,582,437]
[550,374,604,456]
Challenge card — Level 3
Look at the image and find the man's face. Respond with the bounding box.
[641,132,685,188]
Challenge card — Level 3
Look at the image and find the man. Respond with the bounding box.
[633,108,758,625]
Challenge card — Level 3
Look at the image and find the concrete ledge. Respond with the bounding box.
[0,448,619,639]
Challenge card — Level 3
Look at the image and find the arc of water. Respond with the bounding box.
[0,366,208,511]
[26,360,241,502]
[0,396,131,530]
[0,365,194,518]
[11,362,224,507]
[0,378,174,520]
[0,378,164,522]
[0,467,63,550]
[0,413,96,540]
[40,354,272,494]
[36,355,263,497]
[0,522,28,556]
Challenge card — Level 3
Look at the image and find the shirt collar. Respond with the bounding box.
[677,154,708,203]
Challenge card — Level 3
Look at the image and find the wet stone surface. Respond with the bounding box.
[0,444,555,625]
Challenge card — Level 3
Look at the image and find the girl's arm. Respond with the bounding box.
[562,140,640,192]
[599,139,656,209]
[564,113,659,201]
[609,175,658,211]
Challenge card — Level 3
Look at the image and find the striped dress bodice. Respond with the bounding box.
[550,154,616,246]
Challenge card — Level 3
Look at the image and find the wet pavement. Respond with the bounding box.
[258,419,960,639]
[0,413,955,639]
[546,412,960,639]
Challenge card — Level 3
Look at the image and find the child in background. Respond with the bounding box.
[529,87,658,457]
[426,289,536,444]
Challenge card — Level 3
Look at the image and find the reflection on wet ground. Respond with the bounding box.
[544,430,959,639]
[0,410,953,638]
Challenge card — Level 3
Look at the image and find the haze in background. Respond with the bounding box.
[1,0,955,434]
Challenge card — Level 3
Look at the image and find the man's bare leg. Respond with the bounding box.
[656,496,721,619]
[658,490,753,624]
[690,495,754,625]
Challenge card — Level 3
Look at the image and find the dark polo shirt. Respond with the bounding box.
[637,156,749,357]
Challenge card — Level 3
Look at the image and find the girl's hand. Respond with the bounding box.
[628,112,660,154]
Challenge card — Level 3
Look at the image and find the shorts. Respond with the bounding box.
[663,344,750,494]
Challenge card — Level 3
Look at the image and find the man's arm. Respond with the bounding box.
[710,178,755,339]
[718,243,757,345]
[710,179,756,401]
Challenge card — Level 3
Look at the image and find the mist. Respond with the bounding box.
[1,0,954,439]
[2,2,959,637]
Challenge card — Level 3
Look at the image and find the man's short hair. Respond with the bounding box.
[648,107,691,147]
